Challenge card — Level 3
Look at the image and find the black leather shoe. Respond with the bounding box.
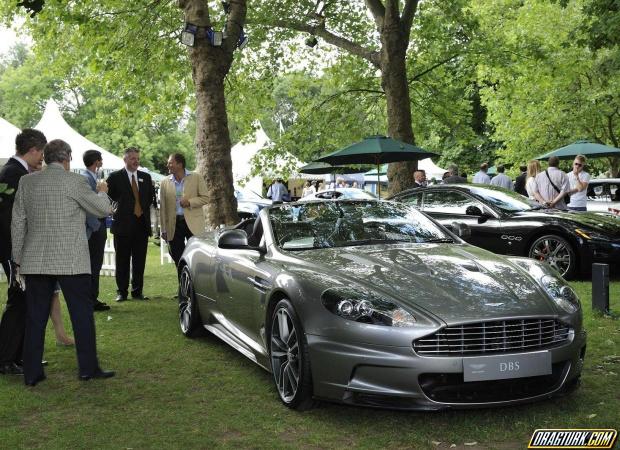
[25,373,46,386]
[131,294,149,300]
[94,300,111,311]
[115,294,127,302]
[79,369,115,381]
[0,362,24,375]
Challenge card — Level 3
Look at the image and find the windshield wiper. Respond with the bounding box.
[341,238,412,247]
[422,238,454,243]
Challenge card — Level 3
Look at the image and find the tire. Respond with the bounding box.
[528,234,577,279]
[179,266,205,337]
[269,299,315,410]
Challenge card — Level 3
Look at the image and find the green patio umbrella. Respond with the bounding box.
[298,162,372,175]
[316,135,439,195]
[535,140,620,160]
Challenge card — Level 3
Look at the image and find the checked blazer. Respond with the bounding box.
[11,163,113,275]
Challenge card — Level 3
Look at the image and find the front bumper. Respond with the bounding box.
[307,329,586,410]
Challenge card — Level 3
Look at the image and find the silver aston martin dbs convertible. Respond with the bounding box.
[178,200,586,410]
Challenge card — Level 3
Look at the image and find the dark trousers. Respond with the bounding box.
[113,215,149,297]
[88,221,107,303]
[0,261,26,364]
[23,274,99,381]
[168,216,193,279]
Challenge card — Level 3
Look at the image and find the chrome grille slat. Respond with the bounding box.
[413,319,571,356]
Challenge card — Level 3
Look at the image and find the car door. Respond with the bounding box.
[214,244,272,354]
[420,190,503,251]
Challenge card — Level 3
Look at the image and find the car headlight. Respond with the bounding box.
[509,257,581,314]
[321,288,416,327]
[540,275,580,313]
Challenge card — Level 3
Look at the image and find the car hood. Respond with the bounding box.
[512,209,620,235]
[287,244,558,324]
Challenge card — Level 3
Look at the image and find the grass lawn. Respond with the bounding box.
[0,242,619,449]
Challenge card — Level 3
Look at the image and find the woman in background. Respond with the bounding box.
[525,159,547,206]
[301,180,316,198]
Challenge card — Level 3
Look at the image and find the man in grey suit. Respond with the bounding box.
[82,150,110,312]
[11,139,115,386]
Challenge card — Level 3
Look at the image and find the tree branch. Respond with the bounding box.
[401,0,419,33]
[264,18,380,67]
[364,0,385,29]
[408,53,460,84]
[317,87,384,109]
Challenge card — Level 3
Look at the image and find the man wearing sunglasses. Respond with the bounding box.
[566,154,590,212]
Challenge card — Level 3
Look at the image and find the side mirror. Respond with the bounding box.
[465,205,483,216]
[218,229,249,249]
[451,221,472,240]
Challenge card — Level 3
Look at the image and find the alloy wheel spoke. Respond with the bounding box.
[278,310,290,342]
[286,364,298,393]
[286,328,297,348]
[271,335,288,352]
[279,361,288,394]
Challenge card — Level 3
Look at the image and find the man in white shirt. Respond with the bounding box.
[472,163,491,184]
[490,165,514,190]
[534,156,570,210]
[566,154,590,211]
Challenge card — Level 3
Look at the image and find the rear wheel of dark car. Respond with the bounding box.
[269,298,315,410]
[528,234,577,279]
[179,266,205,337]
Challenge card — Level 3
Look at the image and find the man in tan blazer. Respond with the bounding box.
[159,153,208,277]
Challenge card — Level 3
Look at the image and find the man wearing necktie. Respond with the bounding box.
[106,147,154,301]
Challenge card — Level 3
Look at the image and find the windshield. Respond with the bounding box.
[469,186,541,212]
[235,189,265,202]
[269,201,452,250]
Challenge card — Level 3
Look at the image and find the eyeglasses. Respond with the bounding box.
[573,162,582,167]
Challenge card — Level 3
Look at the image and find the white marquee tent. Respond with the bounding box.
[35,100,125,171]
[230,124,270,193]
[0,117,21,166]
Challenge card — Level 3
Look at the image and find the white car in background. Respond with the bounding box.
[587,178,620,215]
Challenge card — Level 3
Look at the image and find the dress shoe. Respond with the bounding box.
[94,300,111,311]
[25,373,46,386]
[79,369,115,381]
[131,294,149,300]
[115,294,128,302]
[0,362,24,375]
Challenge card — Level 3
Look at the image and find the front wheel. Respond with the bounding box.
[528,234,577,279]
[179,266,205,337]
[269,299,315,410]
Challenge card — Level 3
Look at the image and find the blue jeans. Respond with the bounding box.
[568,206,587,212]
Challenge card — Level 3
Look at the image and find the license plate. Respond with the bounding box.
[463,351,551,382]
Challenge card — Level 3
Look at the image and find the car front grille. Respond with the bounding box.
[413,319,571,356]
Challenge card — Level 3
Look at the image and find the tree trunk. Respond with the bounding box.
[179,0,245,227]
[609,156,619,177]
[380,12,417,195]
[192,50,238,227]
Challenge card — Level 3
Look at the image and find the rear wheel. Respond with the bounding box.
[179,266,205,337]
[528,234,577,279]
[269,299,315,410]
